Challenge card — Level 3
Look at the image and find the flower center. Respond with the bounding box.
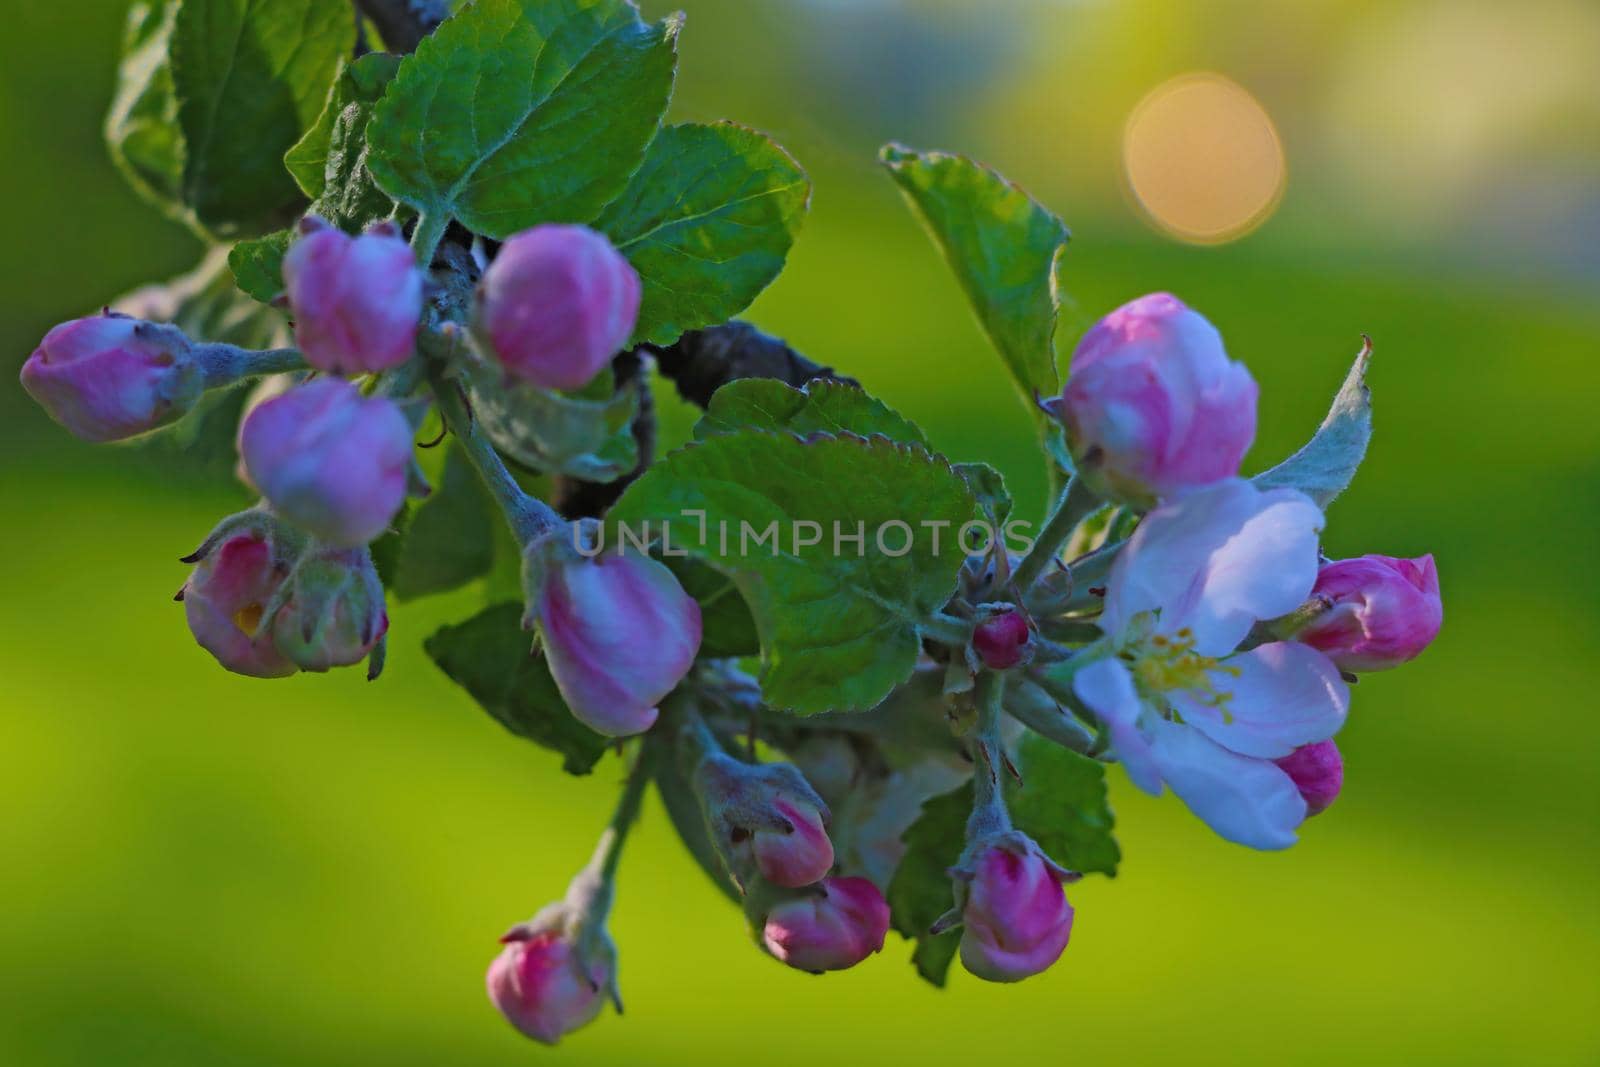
[1120,620,1241,718]
[234,603,263,634]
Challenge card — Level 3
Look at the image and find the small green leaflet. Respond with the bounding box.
[887,731,1118,987]
[880,144,1070,477]
[462,362,641,483]
[953,461,1012,528]
[366,0,678,239]
[607,431,979,714]
[105,2,186,219]
[693,378,927,446]
[1254,340,1374,509]
[596,122,810,346]
[227,230,292,305]
[284,52,403,232]
[424,602,609,776]
[170,0,353,236]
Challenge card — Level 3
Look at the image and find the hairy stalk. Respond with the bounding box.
[426,360,560,544]
[409,210,452,272]
[922,610,974,647]
[967,672,1011,840]
[1012,475,1098,593]
[591,743,655,885]
[192,343,306,388]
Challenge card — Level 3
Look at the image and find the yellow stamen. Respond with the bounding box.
[234,603,263,634]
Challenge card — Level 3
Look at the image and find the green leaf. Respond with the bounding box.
[366,0,678,238]
[953,462,1012,528]
[227,229,292,304]
[105,2,186,218]
[607,431,978,714]
[666,556,759,659]
[462,361,640,482]
[285,52,403,231]
[1253,341,1374,509]
[171,0,353,236]
[1007,731,1120,876]
[880,143,1068,433]
[424,602,609,775]
[595,122,809,346]
[887,783,967,987]
[391,443,496,601]
[693,378,927,446]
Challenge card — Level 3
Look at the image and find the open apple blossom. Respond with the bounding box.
[21,0,1443,1045]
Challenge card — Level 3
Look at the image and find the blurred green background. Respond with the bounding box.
[3,0,1598,1063]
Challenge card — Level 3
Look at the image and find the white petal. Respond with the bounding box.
[1169,642,1349,759]
[1147,718,1307,850]
[1103,479,1324,654]
[1073,658,1162,794]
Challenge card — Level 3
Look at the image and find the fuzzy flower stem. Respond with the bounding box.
[191,343,307,389]
[922,611,974,647]
[426,361,559,546]
[671,696,731,771]
[1013,476,1098,593]
[409,210,451,271]
[590,743,656,887]
[968,672,1012,841]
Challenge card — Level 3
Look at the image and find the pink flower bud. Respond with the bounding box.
[1298,554,1442,671]
[182,529,297,679]
[973,611,1030,669]
[1049,293,1257,505]
[239,377,413,547]
[753,798,835,888]
[283,218,422,375]
[762,876,890,973]
[959,841,1074,982]
[476,224,641,391]
[530,549,701,737]
[271,548,388,671]
[1274,739,1343,817]
[486,930,606,1045]
[20,314,200,442]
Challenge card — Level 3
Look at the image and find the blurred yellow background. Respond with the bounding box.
[2,1,1597,1063]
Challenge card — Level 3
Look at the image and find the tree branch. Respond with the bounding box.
[648,322,856,408]
[352,0,449,53]
[553,324,852,517]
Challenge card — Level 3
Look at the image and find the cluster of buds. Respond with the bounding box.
[19,196,1447,1035]
[1030,293,1442,848]
[20,214,665,691]
[177,510,388,678]
[673,708,892,973]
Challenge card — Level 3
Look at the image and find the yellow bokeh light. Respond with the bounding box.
[1122,73,1287,245]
